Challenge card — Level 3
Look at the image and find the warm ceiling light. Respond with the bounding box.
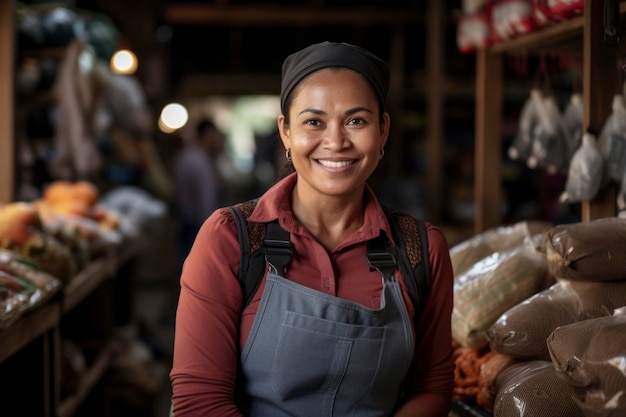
[159,102,189,132]
[110,49,138,74]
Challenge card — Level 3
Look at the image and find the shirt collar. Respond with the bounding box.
[248,172,394,244]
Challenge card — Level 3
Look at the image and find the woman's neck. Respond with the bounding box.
[291,185,366,251]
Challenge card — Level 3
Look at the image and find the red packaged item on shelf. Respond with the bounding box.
[457,9,492,53]
[547,0,584,20]
[491,0,540,41]
[532,0,584,25]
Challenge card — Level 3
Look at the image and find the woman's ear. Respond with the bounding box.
[277,114,291,150]
[380,112,390,147]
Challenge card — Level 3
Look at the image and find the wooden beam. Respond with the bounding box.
[386,26,405,178]
[426,0,444,221]
[0,0,14,204]
[581,0,619,220]
[474,49,503,233]
[164,4,423,26]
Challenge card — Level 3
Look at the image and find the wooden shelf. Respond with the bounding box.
[489,15,584,54]
[473,2,620,232]
[0,300,60,362]
[63,256,116,313]
[56,344,112,417]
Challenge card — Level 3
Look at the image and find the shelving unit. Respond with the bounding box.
[0,240,141,417]
[473,1,621,233]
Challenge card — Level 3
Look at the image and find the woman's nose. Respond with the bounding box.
[323,123,347,150]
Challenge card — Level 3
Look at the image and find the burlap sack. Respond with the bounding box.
[487,280,626,360]
[543,217,626,281]
[547,309,626,417]
[493,360,585,417]
[450,220,551,278]
[452,240,547,349]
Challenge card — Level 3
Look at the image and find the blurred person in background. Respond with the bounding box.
[173,119,227,269]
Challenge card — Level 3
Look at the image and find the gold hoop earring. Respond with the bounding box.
[379,147,385,161]
[285,148,292,162]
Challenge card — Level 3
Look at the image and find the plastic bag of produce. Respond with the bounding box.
[0,284,29,330]
[562,93,584,160]
[547,308,626,417]
[0,249,61,302]
[559,133,604,203]
[493,360,585,417]
[452,238,548,348]
[527,94,572,174]
[487,279,626,360]
[449,220,551,278]
[598,95,626,184]
[509,89,541,162]
[542,217,626,282]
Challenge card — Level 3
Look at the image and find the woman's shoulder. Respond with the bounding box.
[194,207,239,242]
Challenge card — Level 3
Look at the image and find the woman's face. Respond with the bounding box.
[278,68,389,201]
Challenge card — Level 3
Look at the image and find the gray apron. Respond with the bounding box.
[240,266,415,417]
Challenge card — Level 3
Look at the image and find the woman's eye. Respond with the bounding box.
[304,119,321,126]
[347,118,365,126]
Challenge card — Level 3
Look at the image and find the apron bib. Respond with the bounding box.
[240,269,415,417]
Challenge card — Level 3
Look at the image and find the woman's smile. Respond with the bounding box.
[316,159,356,169]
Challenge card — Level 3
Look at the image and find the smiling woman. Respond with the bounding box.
[169,41,455,417]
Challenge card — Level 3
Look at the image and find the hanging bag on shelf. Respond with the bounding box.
[559,132,604,204]
[526,93,572,174]
[598,94,626,185]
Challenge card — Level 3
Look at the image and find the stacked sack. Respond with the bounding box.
[449,220,553,403]
[484,217,626,417]
[450,220,552,349]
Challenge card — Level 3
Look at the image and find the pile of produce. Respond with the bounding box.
[0,180,123,327]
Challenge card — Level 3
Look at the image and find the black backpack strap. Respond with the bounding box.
[227,202,267,307]
[383,207,430,319]
[263,221,292,277]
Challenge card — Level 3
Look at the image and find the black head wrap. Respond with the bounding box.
[280,41,390,114]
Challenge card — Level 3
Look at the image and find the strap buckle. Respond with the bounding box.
[263,222,292,277]
[366,235,397,280]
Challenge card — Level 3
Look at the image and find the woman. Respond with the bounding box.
[170,41,455,417]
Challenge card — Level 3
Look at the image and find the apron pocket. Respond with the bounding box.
[271,310,385,398]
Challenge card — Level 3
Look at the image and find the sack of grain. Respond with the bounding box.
[542,217,626,282]
[487,280,626,360]
[547,308,626,417]
[450,220,551,278]
[452,238,547,349]
[493,360,585,417]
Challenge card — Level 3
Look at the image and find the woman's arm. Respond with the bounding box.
[394,223,455,417]
[170,208,245,417]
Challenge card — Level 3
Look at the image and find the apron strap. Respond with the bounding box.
[366,233,397,280]
[264,221,397,281]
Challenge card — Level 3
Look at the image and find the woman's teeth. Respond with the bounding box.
[318,160,353,168]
